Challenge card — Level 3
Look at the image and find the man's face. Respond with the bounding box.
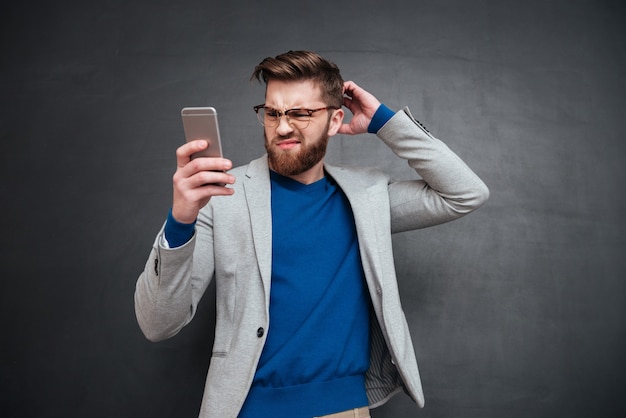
[263,79,342,179]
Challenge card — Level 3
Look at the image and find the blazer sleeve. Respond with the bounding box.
[134,206,216,342]
[377,107,490,233]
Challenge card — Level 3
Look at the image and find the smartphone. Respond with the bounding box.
[181,107,223,159]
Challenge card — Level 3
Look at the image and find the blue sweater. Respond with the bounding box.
[237,172,370,418]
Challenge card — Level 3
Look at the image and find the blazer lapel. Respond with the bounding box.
[243,156,273,302]
[324,164,385,291]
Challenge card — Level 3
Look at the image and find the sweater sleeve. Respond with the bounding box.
[367,104,396,133]
[163,208,196,248]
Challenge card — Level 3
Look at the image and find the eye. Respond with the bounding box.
[265,109,279,118]
[288,109,310,119]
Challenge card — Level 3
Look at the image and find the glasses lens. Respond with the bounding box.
[255,107,266,126]
[263,108,279,127]
[256,107,314,128]
[285,109,311,128]
[257,107,281,127]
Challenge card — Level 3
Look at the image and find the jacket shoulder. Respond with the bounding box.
[325,164,389,187]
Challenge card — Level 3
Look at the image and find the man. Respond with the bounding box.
[135,50,489,418]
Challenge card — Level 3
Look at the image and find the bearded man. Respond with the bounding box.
[135,50,489,418]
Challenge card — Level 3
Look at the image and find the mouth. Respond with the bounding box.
[276,139,301,150]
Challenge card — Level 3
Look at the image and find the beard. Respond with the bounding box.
[264,122,330,177]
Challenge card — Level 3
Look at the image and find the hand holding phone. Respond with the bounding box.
[173,107,233,223]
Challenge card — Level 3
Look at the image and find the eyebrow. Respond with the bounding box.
[264,104,324,110]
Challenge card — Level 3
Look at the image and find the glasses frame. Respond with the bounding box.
[253,104,336,129]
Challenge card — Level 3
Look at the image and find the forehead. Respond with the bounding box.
[265,79,324,107]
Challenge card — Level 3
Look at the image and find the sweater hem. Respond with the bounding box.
[238,374,368,418]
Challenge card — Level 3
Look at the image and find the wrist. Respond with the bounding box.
[367,103,395,133]
[171,202,199,225]
[164,208,196,248]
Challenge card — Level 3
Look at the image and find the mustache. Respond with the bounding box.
[263,128,304,143]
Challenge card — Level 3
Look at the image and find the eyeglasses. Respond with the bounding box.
[253,105,336,129]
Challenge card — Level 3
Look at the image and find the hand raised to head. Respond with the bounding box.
[338,81,382,135]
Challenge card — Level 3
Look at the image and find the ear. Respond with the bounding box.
[326,108,345,137]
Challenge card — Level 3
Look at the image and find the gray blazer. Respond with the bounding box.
[135,108,489,417]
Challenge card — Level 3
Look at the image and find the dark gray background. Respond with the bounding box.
[1,0,625,417]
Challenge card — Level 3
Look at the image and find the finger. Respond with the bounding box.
[343,80,359,97]
[200,183,236,196]
[342,97,354,113]
[179,157,233,182]
[179,166,232,190]
[190,157,232,172]
[191,171,236,189]
[176,140,208,167]
[184,184,235,201]
[173,159,233,199]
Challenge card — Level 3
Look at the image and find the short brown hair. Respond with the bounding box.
[251,50,344,109]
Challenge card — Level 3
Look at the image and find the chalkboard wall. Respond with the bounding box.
[1,0,624,417]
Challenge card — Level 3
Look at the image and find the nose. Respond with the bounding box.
[275,113,294,136]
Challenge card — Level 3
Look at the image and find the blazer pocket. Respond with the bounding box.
[212,263,239,355]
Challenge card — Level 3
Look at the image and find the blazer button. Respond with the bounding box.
[256,327,265,338]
